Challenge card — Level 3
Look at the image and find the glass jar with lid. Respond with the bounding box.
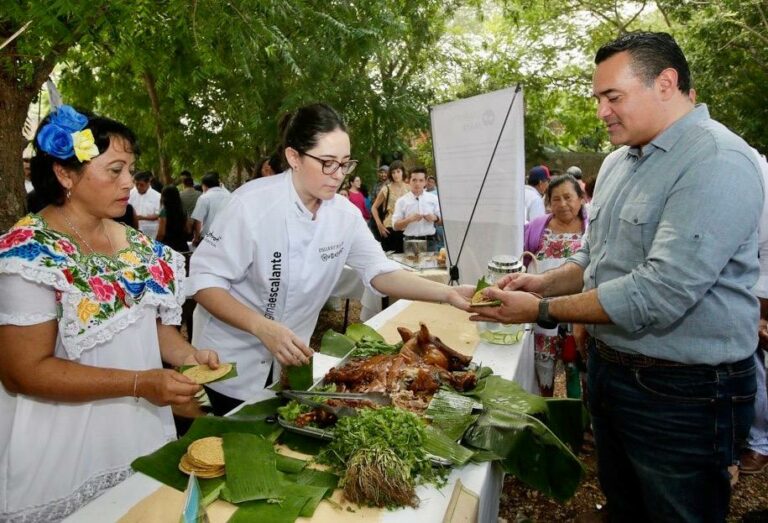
[476,254,527,344]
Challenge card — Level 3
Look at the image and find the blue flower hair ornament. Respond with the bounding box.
[37,105,100,162]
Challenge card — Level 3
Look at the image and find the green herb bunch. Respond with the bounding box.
[318,407,445,508]
[351,337,402,358]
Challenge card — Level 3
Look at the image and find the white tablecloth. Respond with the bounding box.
[66,300,534,523]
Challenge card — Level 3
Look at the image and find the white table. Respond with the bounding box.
[66,300,534,523]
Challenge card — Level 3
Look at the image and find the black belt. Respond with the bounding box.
[404,235,435,240]
[594,339,686,368]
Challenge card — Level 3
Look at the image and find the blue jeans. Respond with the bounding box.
[587,342,756,523]
[746,350,768,454]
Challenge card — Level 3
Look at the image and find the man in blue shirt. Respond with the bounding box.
[469,32,762,521]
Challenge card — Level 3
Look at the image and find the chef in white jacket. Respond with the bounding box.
[187,103,472,414]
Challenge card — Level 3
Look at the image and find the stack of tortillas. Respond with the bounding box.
[179,436,226,478]
[182,363,233,384]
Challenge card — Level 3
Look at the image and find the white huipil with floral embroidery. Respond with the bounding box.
[0,215,183,523]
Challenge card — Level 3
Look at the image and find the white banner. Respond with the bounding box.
[430,86,526,285]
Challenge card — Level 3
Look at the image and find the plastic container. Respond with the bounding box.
[476,254,527,345]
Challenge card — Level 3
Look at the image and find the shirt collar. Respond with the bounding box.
[629,104,709,158]
[287,169,326,220]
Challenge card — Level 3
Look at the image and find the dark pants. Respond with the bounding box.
[205,386,244,417]
[586,342,756,523]
[382,228,404,253]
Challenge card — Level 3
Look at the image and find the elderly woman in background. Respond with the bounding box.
[0,105,219,521]
[522,174,587,396]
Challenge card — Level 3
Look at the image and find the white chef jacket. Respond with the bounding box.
[128,186,161,238]
[187,171,401,400]
[392,191,441,237]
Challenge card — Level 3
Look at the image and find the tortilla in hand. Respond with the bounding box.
[182,363,233,384]
[471,277,501,307]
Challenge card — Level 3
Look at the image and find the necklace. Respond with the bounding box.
[59,208,115,255]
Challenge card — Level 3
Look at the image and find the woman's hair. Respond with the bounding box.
[546,174,584,201]
[31,109,139,207]
[278,103,347,157]
[160,184,187,241]
[388,160,406,182]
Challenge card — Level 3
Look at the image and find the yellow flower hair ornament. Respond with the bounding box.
[72,129,100,162]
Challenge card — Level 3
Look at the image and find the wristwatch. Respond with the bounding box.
[537,298,559,329]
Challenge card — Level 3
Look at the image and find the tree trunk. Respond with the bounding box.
[0,58,54,231]
[142,70,172,184]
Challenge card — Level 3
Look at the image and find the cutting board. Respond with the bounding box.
[377,301,479,356]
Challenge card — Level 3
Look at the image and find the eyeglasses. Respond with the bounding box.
[302,152,359,176]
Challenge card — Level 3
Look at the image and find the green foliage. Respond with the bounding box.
[54,0,460,181]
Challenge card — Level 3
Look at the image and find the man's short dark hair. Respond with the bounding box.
[410,166,428,178]
[595,31,691,94]
[201,171,220,188]
[181,171,194,187]
[133,171,152,183]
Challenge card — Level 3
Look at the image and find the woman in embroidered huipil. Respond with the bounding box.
[522,174,587,396]
[0,106,220,522]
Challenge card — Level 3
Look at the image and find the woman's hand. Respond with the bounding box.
[445,285,475,311]
[257,321,314,367]
[182,349,221,368]
[468,288,539,324]
[376,222,390,238]
[136,369,202,406]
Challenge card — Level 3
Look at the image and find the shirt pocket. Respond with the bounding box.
[617,201,662,262]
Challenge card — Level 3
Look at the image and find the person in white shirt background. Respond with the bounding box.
[128,170,161,238]
[187,103,472,415]
[523,165,550,223]
[392,167,442,252]
[190,171,232,246]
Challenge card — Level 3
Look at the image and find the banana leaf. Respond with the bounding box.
[228,483,328,523]
[345,322,384,342]
[283,361,313,391]
[278,430,328,456]
[220,433,288,503]
[544,399,590,453]
[461,376,584,501]
[318,329,356,357]
[131,415,282,494]
[292,468,339,516]
[425,389,482,440]
[423,425,474,466]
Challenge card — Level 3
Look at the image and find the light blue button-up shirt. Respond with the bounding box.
[569,105,764,364]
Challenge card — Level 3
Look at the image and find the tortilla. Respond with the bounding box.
[470,290,501,307]
[179,453,225,478]
[188,436,225,467]
[182,362,233,384]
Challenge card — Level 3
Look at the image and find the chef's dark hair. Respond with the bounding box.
[278,103,347,155]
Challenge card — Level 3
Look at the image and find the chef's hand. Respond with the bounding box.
[182,349,220,368]
[422,213,438,223]
[136,369,201,406]
[468,287,538,324]
[259,321,314,367]
[444,285,474,311]
[406,212,423,224]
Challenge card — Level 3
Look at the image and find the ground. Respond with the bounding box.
[312,299,768,522]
